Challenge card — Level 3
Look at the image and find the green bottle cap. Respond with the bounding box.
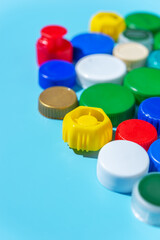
[124,67,160,104]
[131,173,160,226]
[154,32,160,50]
[80,83,135,127]
[139,173,160,206]
[125,12,160,34]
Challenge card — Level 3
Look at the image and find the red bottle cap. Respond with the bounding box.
[36,25,73,65]
[115,119,157,151]
[41,25,67,39]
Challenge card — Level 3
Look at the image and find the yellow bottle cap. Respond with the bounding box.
[90,12,126,41]
[113,42,149,71]
[38,87,78,119]
[63,106,112,151]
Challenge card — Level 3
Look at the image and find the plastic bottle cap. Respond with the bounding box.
[38,87,78,119]
[71,33,114,62]
[131,173,160,226]
[80,83,135,127]
[36,25,73,66]
[75,54,126,88]
[147,50,160,69]
[39,60,76,89]
[97,140,149,193]
[115,119,157,151]
[125,12,160,34]
[41,25,67,39]
[138,97,160,137]
[148,139,160,172]
[124,67,160,104]
[118,29,153,52]
[113,42,149,71]
[90,12,126,41]
[62,106,112,151]
[154,32,160,50]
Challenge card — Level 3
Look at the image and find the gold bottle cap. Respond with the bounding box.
[38,87,78,119]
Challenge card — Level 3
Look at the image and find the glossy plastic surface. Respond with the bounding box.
[63,106,112,151]
[115,119,158,151]
[124,67,160,104]
[1,0,160,239]
[138,97,160,136]
[118,29,153,52]
[80,83,135,127]
[148,139,160,172]
[132,173,160,226]
[147,50,160,69]
[71,33,114,62]
[75,54,127,88]
[90,12,126,40]
[125,12,160,34]
[38,87,78,119]
[113,42,149,71]
[39,60,76,89]
[97,140,149,193]
[36,25,73,65]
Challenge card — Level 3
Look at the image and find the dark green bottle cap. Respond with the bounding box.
[132,173,160,226]
[139,173,160,206]
[123,29,151,41]
[125,12,160,34]
[124,67,160,104]
[154,32,160,50]
[80,83,135,127]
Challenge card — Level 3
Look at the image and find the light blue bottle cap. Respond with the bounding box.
[147,50,160,69]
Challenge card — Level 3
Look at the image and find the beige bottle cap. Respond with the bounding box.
[38,87,78,119]
[113,42,149,71]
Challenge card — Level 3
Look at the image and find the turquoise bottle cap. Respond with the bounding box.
[147,50,160,69]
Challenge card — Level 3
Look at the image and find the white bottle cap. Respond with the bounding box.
[75,54,127,88]
[118,29,153,52]
[97,140,149,193]
[113,42,149,71]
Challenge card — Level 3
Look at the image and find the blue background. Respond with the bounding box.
[0,0,160,239]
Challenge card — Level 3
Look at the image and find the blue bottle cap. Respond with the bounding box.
[147,50,160,69]
[71,33,114,62]
[39,60,76,89]
[138,97,160,136]
[148,139,160,172]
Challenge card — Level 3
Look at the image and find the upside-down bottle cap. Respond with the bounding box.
[63,106,112,151]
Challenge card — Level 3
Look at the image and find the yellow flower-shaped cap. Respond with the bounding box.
[62,106,112,151]
[90,12,126,41]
